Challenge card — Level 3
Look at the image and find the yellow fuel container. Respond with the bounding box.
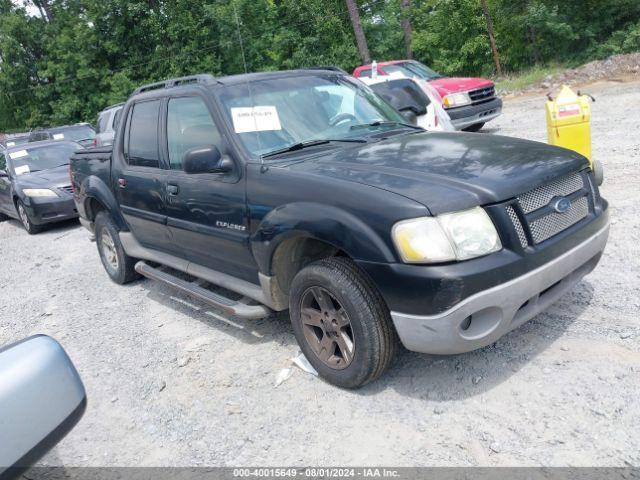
[545,85,592,166]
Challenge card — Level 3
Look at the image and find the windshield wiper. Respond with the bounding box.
[350,120,424,132]
[261,138,366,159]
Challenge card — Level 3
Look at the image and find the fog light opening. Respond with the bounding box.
[460,316,472,331]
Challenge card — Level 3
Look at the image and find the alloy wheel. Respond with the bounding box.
[300,286,355,370]
[17,203,30,230]
[100,228,119,270]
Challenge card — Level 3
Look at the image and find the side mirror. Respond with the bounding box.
[399,104,427,117]
[183,145,233,174]
[399,107,419,126]
[0,335,86,479]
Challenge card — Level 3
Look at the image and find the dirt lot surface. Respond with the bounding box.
[1,80,638,467]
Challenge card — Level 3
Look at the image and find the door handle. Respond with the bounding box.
[167,184,179,195]
[117,178,127,188]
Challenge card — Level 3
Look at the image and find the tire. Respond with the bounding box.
[94,211,140,284]
[289,257,397,388]
[463,122,485,132]
[0,212,8,222]
[16,200,43,234]
[592,158,604,186]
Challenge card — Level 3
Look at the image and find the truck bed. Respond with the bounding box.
[71,146,113,188]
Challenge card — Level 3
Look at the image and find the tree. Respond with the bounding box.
[345,0,370,63]
[401,0,412,59]
[480,0,502,76]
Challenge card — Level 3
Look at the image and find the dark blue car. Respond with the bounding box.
[0,140,80,234]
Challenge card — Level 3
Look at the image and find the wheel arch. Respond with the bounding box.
[80,176,128,231]
[252,202,396,302]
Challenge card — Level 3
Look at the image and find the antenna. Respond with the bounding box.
[232,3,264,168]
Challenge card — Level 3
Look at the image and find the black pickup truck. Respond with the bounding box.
[71,71,609,388]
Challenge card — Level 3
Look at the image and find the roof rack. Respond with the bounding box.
[132,74,217,95]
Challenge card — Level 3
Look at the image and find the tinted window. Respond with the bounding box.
[0,153,6,171]
[359,69,372,78]
[127,101,161,168]
[167,97,221,170]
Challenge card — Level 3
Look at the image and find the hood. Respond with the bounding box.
[428,77,494,97]
[16,165,71,189]
[285,132,588,215]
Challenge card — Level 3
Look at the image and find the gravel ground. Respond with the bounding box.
[1,80,639,467]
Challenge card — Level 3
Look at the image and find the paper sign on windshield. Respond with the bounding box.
[53,133,65,140]
[14,165,30,175]
[231,106,282,134]
[10,150,28,160]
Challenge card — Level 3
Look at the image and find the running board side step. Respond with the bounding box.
[135,261,271,319]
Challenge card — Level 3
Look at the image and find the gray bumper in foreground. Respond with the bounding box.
[391,222,610,355]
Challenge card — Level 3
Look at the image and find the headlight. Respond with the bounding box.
[22,188,59,197]
[392,207,502,263]
[442,92,472,108]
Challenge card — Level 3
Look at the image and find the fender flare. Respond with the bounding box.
[251,202,396,275]
[80,175,128,231]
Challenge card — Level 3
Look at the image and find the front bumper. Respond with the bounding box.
[24,196,78,225]
[447,97,503,130]
[390,222,609,354]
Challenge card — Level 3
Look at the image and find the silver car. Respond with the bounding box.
[95,103,124,147]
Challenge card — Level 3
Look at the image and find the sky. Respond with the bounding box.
[11,0,42,17]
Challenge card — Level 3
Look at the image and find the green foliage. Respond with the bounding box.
[0,0,639,131]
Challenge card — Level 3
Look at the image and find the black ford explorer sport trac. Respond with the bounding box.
[70,71,609,388]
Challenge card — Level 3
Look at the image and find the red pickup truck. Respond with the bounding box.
[353,60,502,132]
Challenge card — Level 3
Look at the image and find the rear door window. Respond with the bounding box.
[126,100,161,168]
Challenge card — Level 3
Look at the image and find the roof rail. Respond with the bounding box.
[307,66,348,74]
[132,74,217,95]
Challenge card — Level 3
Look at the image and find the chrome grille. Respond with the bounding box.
[518,172,585,214]
[529,196,589,243]
[506,171,593,246]
[59,185,74,194]
[506,205,528,248]
[469,86,496,104]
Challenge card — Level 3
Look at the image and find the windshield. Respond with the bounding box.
[51,126,96,142]
[217,74,407,157]
[7,143,78,175]
[385,62,442,81]
[2,136,30,148]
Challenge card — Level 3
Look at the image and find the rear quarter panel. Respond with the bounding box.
[70,147,127,229]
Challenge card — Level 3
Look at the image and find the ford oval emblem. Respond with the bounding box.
[552,197,572,213]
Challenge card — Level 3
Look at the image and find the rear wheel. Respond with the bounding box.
[463,122,485,132]
[16,200,42,234]
[289,257,397,388]
[94,211,140,284]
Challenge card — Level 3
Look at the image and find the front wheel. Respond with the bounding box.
[94,211,140,284]
[16,200,42,234]
[289,257,397,388]
[462,122,485,132]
